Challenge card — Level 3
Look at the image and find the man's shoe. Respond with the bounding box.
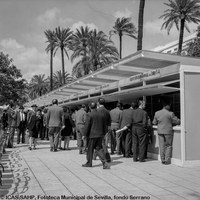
[103,162,110,169]
[53,149,57,152]
[133,158,139,162]
[33,147,36,150]
[50,148,53,152]
[139,159,146,162]
[164,161,171,165]
[82,163,92,167]
[28,147,32,150]
[125,155,132,158]
[161,161,166,165]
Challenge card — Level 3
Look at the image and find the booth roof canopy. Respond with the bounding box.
[25,50,199,107]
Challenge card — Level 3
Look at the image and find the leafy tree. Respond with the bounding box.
[0,52,27,105]
[137,0,146,51]
[160,0,200,54]
[44,29,56,91]
[109,17,137,59]
[72,29,119,78]
[54,27,72,85]
[187,26,200,57]
[53,70,73,89]
[28,74,48,99]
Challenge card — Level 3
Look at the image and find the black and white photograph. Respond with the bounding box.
[1,0,200,199]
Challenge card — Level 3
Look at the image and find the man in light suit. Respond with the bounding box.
[110,102,122,155]
[153,99,180,165]
[75,104,87,154]
[47,99,64,152]
[27,104,37,150]
[82,102,110,169]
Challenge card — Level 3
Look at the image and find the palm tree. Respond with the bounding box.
[137,0,146,51]
[29,74,49,98]
[44,29,56,91]
[109,17,137,59]
[88,29,119,71]
[160,0,200,54]
[70,26,92,76]
[54,26,72,84]
[53,70,74,89]
[72,29,119,78]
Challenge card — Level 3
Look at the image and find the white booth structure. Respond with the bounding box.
[25,50,200,167]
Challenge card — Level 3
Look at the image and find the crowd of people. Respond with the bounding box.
[0,97,180,169]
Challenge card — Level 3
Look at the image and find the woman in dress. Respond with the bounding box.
[61,106,74,150]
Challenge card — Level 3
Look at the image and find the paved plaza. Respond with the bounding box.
[1,139,200,200]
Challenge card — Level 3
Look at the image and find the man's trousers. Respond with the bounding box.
[87,137,107,166]
[48,127,61,150]
[132,126,147,161]
[158,133,173,163]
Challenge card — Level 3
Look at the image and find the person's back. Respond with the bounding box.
[153,99,180,165]
[47,105,63,128]
[153,108,180,134]
[132,108,147,128]
[75,107,86,126]
[110,107,122,125]
[120,108,133,129]
[86,109,106,138]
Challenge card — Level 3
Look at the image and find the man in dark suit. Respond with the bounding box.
[132,100,148,162]
[153,99,180,165]
[82,102,110,169]
[119,104,134,158]
[47,99,65,152]
[17,105,26,144]
[97,97,111,162]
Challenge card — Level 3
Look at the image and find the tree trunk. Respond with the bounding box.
[119,32,122,59]
[61,47,65,85]
[50,49,53,91]
[178,18,185,55]
[137,0,145,51]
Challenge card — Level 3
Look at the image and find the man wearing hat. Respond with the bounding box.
[17,105,26,144]
[27,104,38,150]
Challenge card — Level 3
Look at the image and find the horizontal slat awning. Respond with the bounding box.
[58,82,179,106]
[25,50,193,108]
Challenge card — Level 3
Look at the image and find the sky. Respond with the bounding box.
[0,0,198,81]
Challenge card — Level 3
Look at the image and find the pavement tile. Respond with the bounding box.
[145,177,178,188]
[136,183,172,196]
